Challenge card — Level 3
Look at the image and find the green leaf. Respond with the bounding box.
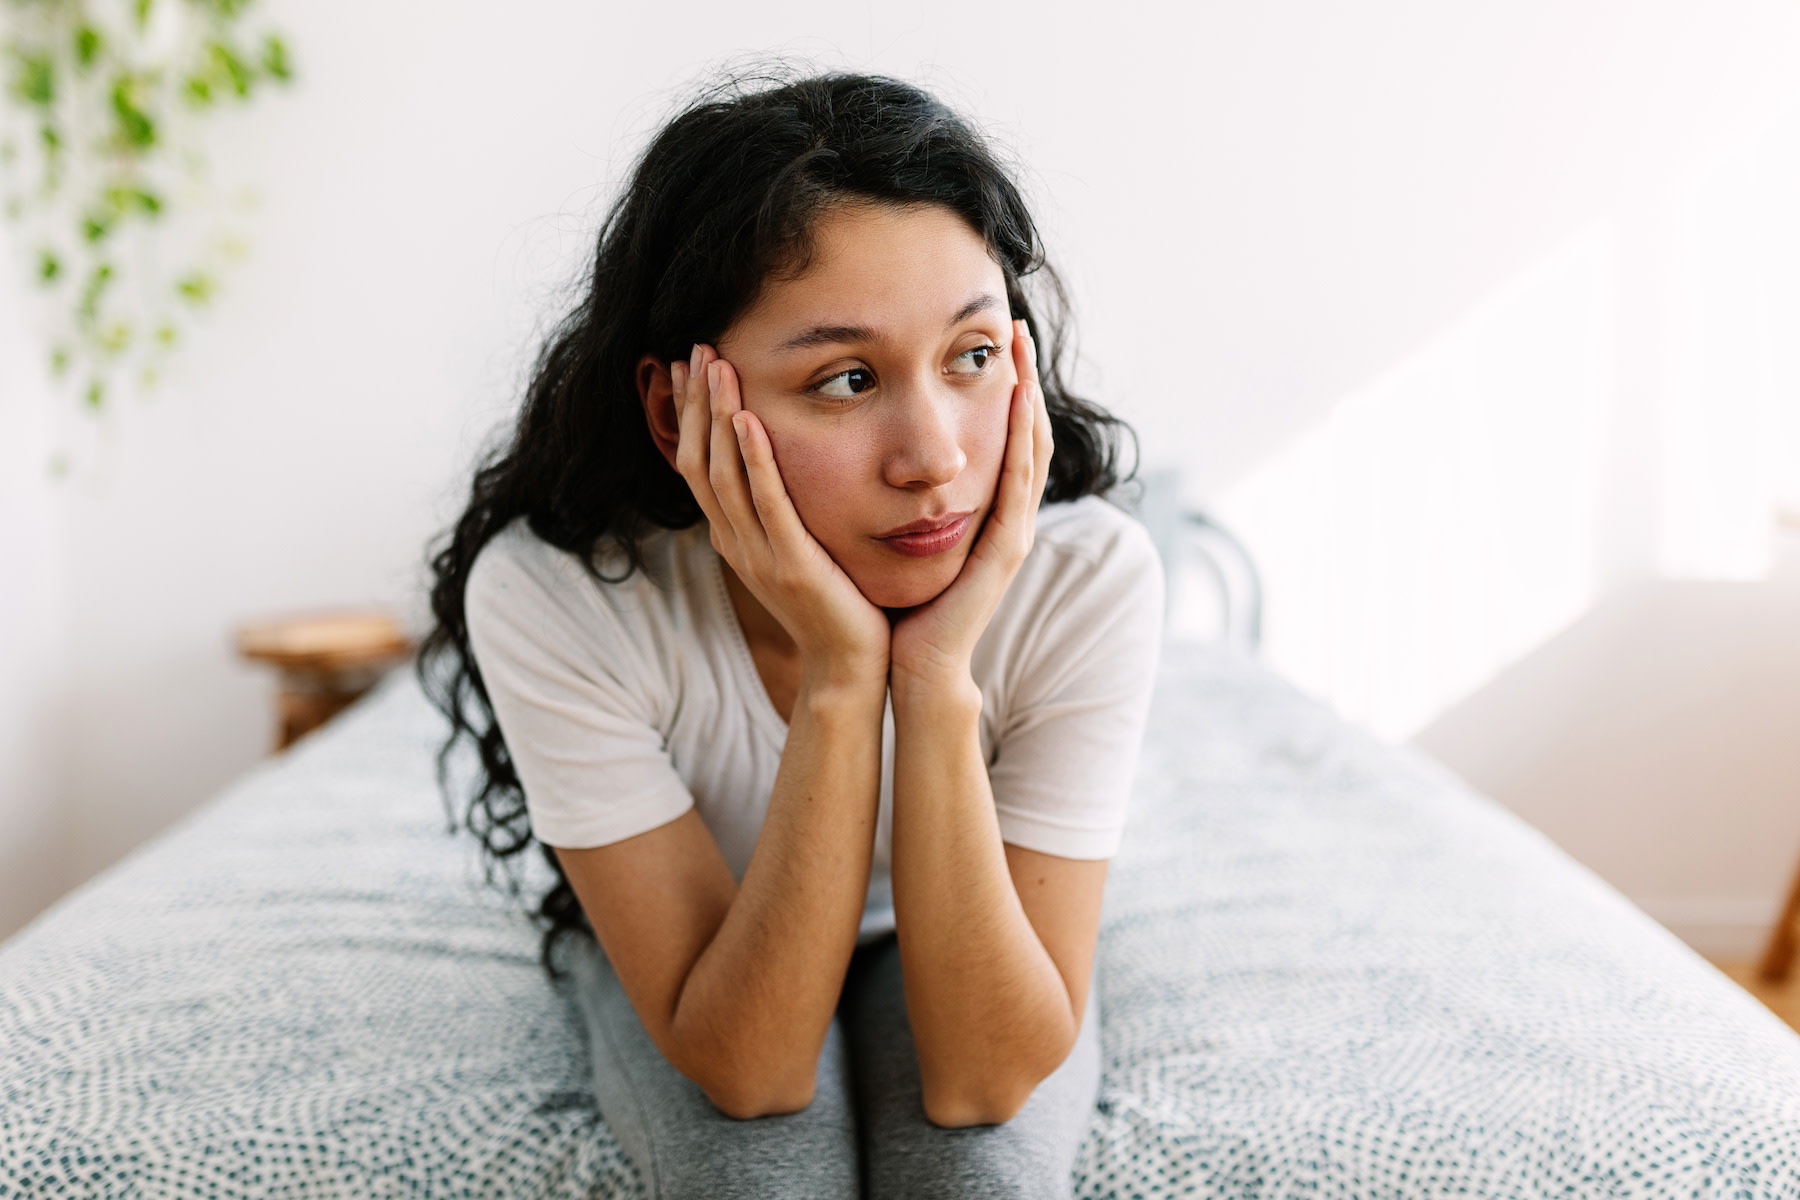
[100,322,132,354]
[13,54,54,108]
[84,379,105,410]
[203,42,253,98]
[185,75,213,106]
[135,0,155,30]
[110,76,157,149]
[154,323,178,347]
[37,248,59,281]
[261,35,291,82]
[39,123,61,153]
[176,273,214,305]
[50,346,71,376]
[75,26,103,70]
[83,213,113,242]
[100,186,162,218]
[78,262,115,321]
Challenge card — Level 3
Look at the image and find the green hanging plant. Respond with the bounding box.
[0,0,293,422]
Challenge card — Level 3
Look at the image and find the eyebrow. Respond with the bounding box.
[774,291,1006,355]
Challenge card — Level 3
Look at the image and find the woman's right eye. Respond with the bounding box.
[814,367,876,400]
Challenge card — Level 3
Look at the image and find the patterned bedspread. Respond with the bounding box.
[3,641,1798,1198]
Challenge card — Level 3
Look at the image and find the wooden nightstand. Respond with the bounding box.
[235,610,415,752]
[1759,848,1800,983]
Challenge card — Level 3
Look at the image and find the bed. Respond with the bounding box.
[4,524,1800,1197]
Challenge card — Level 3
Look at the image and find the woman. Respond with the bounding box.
[420,69,1164,1199]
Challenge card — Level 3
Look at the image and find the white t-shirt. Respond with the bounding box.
[464,494,1165,942]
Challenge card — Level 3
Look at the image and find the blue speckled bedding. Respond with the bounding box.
[3,641,1798,1198]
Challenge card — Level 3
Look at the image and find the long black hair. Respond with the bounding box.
[418,67,1138,976]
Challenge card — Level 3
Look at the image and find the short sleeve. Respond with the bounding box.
[463,527,695,849]
[986,506,1165,859]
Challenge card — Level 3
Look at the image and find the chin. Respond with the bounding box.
[853,558,963,610]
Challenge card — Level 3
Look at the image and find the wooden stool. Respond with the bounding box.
[1758,848,1800,983]
[235,610,415,752]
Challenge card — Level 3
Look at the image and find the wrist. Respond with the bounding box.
[889,664,982,716]
[796,664,889,720]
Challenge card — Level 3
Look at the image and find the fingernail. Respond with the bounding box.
[731,413,748,441]
[706,361,719,392]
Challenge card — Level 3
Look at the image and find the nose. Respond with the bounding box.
[881,383,967,489]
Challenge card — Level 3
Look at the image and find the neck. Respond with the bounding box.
[719,559,800,658]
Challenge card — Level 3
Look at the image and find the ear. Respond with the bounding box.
[636,353,680,471]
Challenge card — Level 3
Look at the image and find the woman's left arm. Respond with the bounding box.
[888,670,1110,1129]
[889,320,1137,1128]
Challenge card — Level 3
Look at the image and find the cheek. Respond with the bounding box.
[735,384,855,526]
[757,421,865,529]
[967,394,1013,492]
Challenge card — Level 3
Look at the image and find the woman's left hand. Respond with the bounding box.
[890,319,1054,690]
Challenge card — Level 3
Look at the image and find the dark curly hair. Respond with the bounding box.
[418,66,1138,977]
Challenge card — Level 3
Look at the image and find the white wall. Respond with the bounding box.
[1205,89,1800,958]
[0,242,69,933]
[1412,539,1800,960]
[6,0,1800,950]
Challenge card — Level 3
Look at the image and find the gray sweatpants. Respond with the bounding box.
[567,932,1101,1199]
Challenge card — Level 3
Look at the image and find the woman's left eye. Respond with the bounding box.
[949,344,1003,375]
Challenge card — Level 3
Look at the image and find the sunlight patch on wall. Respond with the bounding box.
[1657,106,1800,578]
[1215,227,1615,742]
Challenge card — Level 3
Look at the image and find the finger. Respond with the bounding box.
[1012,318,1041,391]
[675,342,706,448]
[1016,322,1054,498]
[731,410,813,554]
[672,345,736,550]
[673,345,710,481]
[707,360,761,542]
[994,372,1040,550]
[1009,321,1050,497]
[959,376,1036,587]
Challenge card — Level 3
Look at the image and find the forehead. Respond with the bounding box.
[732,203,1006,343]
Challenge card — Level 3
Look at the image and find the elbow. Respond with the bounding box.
[921,1012,1079,1128]
[703,1079,817,1121]
[686,1057,818,1121]
[667,1012,820,1120]
[923,1089,1028,1129]
[921,1056,1063,1129]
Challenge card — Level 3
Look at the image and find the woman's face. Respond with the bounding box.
[714,202,1017,610]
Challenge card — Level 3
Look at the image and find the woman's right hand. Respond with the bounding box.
[674,343,891,688]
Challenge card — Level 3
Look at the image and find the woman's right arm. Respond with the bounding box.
[554,667,882,1118]
[555,345,890,1119]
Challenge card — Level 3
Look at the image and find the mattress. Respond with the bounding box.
[3,640,1797,1198]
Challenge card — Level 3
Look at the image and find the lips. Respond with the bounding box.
[876,511,973,539]
[874,511,976,558]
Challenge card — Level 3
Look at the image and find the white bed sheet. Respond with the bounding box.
[2,642,1797,1198]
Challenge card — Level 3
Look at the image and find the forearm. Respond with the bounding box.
[672,672,885,1114]
[889,671,1078,1126]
